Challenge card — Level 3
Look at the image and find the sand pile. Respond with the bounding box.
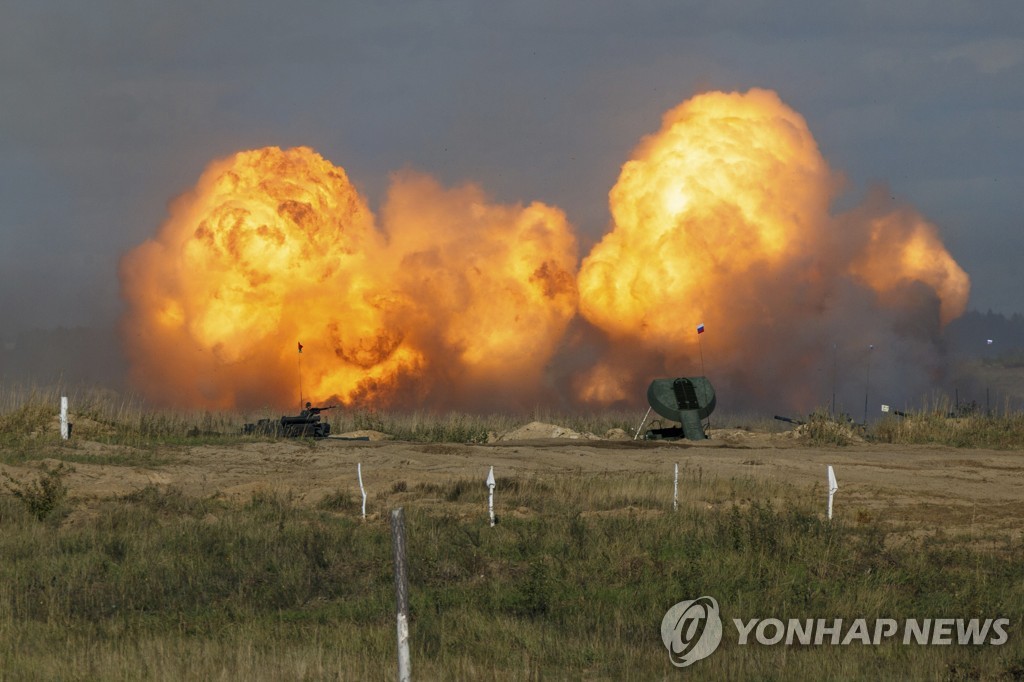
[494,421,600,442]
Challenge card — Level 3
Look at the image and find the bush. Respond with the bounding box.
[3,461,72,521]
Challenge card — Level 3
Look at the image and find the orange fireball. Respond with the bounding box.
[120,89,970,414]
[575,88,969,409]
[120,147,578,409]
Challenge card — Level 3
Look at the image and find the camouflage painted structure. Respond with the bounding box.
[644,376,716,441]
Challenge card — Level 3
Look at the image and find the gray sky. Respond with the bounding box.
[3,0,1023,334]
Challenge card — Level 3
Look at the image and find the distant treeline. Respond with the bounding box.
[944,309,1024,359]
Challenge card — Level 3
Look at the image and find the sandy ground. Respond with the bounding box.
[8,424,1024,541]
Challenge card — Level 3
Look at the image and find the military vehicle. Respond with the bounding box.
[244,403,335,439]
[642,376,716,441]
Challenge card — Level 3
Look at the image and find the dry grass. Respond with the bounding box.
[0,469,1017,679]
[0,383,1023,678]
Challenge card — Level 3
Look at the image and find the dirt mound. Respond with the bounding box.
[709,428,780,447]
[495,421,599,441]
[47,414,116,439]
[334,430,392,441]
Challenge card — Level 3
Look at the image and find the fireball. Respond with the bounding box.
[120,147,577,409]
[575,88,969,409]
[121,89,969,413]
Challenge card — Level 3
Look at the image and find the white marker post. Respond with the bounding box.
[827,465,838,520]
[59,396,69,440]
[673,463,679,512]
[357,462,367,520]
[486,466,496,527]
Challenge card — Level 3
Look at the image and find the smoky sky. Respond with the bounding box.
[2,0,1023,335]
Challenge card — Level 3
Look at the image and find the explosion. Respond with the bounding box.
[576,88,969,410]
[121,88,969,413]
[120,148,578,409]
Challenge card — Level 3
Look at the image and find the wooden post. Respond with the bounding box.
[60,397,69,440]
[390,508,411,682]
[673,463,679,512]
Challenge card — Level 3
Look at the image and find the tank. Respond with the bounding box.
[244,404,335,439]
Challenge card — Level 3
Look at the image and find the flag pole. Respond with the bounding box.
[696,323,706,377]
[698,335,706,378]
[297,341,304,410]
[696,323,709,432]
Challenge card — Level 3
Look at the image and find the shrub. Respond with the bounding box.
[3,461,72,521]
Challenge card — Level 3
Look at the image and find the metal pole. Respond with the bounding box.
[298,352,304,411]
[863,344,873,425]
[390,509,411,682]
[698,332,710,431]
[632,406,652,441]
[698,335,706,378]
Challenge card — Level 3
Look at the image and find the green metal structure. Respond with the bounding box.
[645,376,716,440]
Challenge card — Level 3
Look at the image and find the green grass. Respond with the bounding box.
[0,469,1019,680]
[873,413,1024,449]
[7,381,1024,462]
[0,383,646,453]
[0,384,250,453]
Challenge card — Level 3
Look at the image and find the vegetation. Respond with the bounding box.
[0,383,1022,677]
[2,461,71,522]
[0,472,1018,680]
[0,384,645,453]
[872,407,1024,449]
[799,410,858,447]
[780,400,1024,450]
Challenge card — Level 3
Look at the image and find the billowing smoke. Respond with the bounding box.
[575,89,968,414]
[120,89,969,413]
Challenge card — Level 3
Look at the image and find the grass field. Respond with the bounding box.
[0,386,1022,679]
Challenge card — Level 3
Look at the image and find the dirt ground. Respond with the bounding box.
[10,424,1024,542]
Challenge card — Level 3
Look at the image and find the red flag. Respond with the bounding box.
[298,342,303,353]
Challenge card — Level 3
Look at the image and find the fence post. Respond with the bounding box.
[390,508,411,682]
[60,396,69,440]
[358,462,367,520]
[673,463,679,512]
[827,466,838,520]
[486,466,496,527]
